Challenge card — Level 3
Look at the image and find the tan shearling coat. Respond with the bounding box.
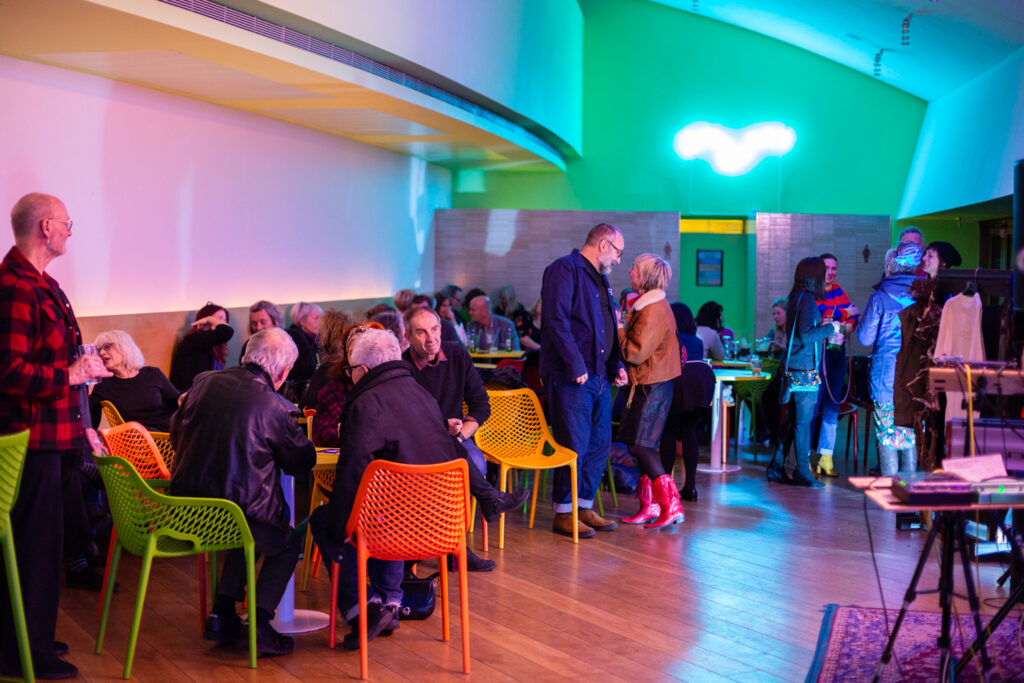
[617,289,681,386]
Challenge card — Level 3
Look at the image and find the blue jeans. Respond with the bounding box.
[309,506,403,623]
[815,345,846,456]
[546,371,611,513]
[792,389,819,466]
[338,542,403,623]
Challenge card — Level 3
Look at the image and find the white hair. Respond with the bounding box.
[348,327,401,371]
[242,327,298,379]
[290,301,322,327]
[94,330,145,373]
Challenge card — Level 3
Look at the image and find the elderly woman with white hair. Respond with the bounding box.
[616,254,685,529]
[286,301,322,385]
[88,330,180,431]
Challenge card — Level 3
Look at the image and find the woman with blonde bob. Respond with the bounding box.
[617,254,684,528]
[88,330,180,431]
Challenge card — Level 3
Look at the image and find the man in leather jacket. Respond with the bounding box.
[317,327,457,649]
[170,327,315,656]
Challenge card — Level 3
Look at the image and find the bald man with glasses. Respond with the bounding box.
[0,193,110,679]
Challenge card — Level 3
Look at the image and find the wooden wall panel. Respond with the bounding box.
[755,213,892,355]
[434,209,680,309]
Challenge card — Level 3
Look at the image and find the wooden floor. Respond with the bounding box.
[57,430,1016,681]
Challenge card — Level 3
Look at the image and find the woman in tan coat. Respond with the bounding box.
[617,254,684,528]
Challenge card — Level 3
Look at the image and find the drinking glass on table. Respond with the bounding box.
[78,343,102,386]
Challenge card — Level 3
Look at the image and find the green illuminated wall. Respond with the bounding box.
[452,0,927,337]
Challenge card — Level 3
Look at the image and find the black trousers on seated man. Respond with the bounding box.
[215,522,303,619]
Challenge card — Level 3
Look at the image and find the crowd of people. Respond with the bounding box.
[0,191,965,677]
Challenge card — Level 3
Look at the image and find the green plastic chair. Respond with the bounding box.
[0,430,34,683]
[94,456,257,679]
[730,376,771,464]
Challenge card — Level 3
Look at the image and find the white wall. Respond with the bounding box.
[899,45,1024,218]
[257,0,583,154]
[0,56,450,317]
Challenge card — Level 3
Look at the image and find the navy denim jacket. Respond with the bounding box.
[540,250,622,380]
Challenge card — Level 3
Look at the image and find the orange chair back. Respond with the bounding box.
[100,422,171,480]
[312,464,335,495]
[344,459,470,561]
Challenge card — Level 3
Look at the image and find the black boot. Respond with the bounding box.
[765,444,791,483]
[792,451,824,488]
[480,486,530,523]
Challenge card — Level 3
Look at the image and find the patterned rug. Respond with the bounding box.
[809,604,1024,682]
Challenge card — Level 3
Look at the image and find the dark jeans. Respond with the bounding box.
[792,389,820,465]
[0,450,63,670]
[546,371,611,513]
[217,523,303,615]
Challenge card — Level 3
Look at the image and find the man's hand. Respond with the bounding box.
[69,354,111,386]
[574,373,588,385]
[846,304,860,319]
[85,428,108,456]
[447,418,463,436]
[614,367,628,387]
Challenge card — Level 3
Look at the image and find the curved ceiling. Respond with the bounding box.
[652,0,1024,101]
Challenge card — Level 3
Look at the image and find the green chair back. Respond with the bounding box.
[0,429,34,682]
[94,456,257,678]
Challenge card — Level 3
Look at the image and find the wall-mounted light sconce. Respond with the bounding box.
[673,121,796,176]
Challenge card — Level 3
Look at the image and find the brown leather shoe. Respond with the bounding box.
[552,512,595,538]
[578,508,618,531]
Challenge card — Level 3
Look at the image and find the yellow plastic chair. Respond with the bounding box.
[300,463,335,591]
[0,430,34,683]
[474,388,579,548]
[99,400,176,469]
[332,459,471,678]
[95,456,257,679]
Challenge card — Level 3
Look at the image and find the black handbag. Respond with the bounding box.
[399,570,439,620]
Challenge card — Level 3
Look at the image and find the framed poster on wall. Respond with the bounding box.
[696,249,723,286]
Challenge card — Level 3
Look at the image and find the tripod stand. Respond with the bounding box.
[873,510,993,682]
[953,521,1024,675]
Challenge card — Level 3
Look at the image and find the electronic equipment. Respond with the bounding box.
[972,480,1024,505]
[891,472,974,506]
[929,366,1024,395]
[946,418,1024,472]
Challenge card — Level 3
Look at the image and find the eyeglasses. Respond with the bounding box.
[340,363,365,377]
[98,342,116,352]
[48,218,73,232]
[603,239,623,258]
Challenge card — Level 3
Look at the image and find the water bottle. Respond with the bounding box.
[505,334,512,352]
[468,329,477,352]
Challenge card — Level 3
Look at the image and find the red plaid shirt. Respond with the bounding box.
[0,246,85,450]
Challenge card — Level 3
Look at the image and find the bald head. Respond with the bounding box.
[11,193,63,242]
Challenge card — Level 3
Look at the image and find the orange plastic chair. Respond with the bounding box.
[330,459,471,679]
[97,422,201,626]
[100,400,176,469]
[300,463,335,590]
[474,388,579,548]
[302,408,316,441]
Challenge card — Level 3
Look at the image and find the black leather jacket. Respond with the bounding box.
[170,363,315,541]
[326,360,456,542]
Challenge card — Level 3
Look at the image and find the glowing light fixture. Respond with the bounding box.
[673,121,796,176]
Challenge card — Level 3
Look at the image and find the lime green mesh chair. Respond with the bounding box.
[730,376,771,464]
[95,456,257,679]
[0,430,33,683]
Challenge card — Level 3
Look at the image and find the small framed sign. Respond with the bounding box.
[696,249,723,287]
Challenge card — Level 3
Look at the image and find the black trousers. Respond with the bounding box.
[660,410,702,493]
[61,449,93,558]
[0,450,64,669]
[217,524,303,615]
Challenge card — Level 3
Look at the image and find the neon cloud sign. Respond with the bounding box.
[673,121,796,176]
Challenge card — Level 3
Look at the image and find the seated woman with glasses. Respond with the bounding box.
[88,330,181,432]
[310,322,384,447]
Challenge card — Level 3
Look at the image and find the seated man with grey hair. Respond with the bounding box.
[171,327,316,656]
[313,327,458,649]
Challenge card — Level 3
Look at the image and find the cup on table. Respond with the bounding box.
[78,343,102,386]
[750,356,762,375]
